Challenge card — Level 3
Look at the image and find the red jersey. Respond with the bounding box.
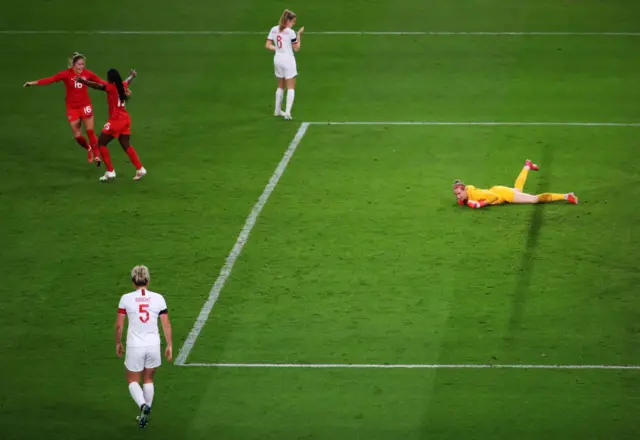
[105,82,130,120]
[36,68,102,108]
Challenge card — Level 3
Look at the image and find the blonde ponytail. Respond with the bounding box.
[279,9,297,31]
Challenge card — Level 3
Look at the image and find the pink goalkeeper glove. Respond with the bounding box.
[467,200,487,209]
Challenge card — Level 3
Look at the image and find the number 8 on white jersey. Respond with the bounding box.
[268,26,297,56]
[267,26,298,79]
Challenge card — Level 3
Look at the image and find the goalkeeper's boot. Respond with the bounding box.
[525,159,539,171]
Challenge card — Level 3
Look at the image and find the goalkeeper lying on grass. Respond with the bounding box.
[453,159,579,209]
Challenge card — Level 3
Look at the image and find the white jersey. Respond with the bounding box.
[267,26,297,58]
[118,289,168,347]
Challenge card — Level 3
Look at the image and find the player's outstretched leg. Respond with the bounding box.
[512,191,578,204]
[118,135,147,180]
[514,159,539,192]
[537,192,579,204]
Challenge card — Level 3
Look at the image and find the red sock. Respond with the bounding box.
[74,135,89,150]
[99,146,114,172]
[125,146,143,170]
[86,129,99,156]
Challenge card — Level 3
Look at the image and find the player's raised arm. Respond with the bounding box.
[75,76,107,91]
[293,26,304,52]
[159,313,173,362]
[124,69,137,86]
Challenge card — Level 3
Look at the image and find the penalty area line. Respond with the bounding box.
[181,363,640,370]
[174,122,310,366]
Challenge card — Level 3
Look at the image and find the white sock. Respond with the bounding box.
[128,382,146,408]
[275,88,284,113]
[285,89,295,114]
[142,383,155,407]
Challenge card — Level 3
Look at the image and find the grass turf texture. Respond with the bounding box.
[1,0,640,439]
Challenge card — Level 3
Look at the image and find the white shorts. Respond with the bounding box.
[125,345,161,372]
[274,57,297,79]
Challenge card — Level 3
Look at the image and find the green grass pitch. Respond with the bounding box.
[1,1,640,439]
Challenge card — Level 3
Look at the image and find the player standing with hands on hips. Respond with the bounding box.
[115,265,172,428]
[266,9,304,120]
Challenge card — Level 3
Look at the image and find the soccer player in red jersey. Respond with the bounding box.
[23,52,103,165]
[76,69,147,181]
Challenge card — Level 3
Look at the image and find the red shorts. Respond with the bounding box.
[102,117,131,138]
[67,105,93,122]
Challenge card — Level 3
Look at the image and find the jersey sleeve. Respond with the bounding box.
[117,296,127,314]
[36,71,66,85]
[267,27,277,41]
[158,295,168,315]
[290,28,298,44]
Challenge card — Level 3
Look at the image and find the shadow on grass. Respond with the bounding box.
[508,146,552,335]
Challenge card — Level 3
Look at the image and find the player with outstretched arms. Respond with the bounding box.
[76,69,147,181]
[23,52,103,165]
[265,9,304,120]
[115,265,172,428]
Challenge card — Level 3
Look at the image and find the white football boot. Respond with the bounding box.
[133,167,147,181]
[99,170,116,182]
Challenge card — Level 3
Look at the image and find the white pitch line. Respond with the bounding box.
[183,363,640,370]
[309,121,640,127]
[174,122,310,366]
[1,30,639,36]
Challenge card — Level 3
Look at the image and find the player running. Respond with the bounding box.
[23,52,103,165]
[453,159,579,208]
[76,69,147,181]
[266,9,304,120]
[115,265,173,428]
